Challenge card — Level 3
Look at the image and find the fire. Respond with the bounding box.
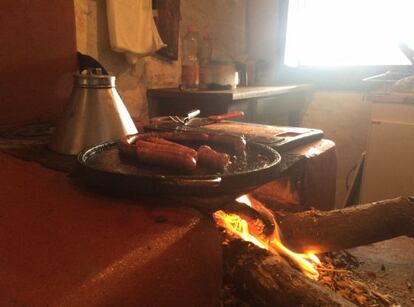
[213,194,321,280]
[213,210,267,249]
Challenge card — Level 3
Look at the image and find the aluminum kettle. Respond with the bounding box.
[49,68,138,155]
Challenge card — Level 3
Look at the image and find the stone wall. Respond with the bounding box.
[73,0,246,120]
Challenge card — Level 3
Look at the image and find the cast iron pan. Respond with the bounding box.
[75,136,281,198]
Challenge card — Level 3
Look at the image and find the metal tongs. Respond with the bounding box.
[169,109,201,125]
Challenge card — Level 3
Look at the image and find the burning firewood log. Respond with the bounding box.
[223,240,357,307]
[221,196,414,254]
[278,196,414,253]
[215,196,413,306]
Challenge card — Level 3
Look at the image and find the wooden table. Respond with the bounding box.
[147,85,314,126]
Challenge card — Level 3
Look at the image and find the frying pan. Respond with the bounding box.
[74,135,281,198]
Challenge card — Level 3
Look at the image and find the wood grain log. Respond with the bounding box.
[223,240,356,307]
[278,196,414,253]
[220,197,414,254]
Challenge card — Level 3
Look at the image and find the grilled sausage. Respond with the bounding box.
[119,133,166,158]
[160,131,210,143]
[160,132,246,154]
[135,140,197,172]
[207,134,246,154]
[145,137,197,158]
[119,131,245,164]
[197,145,230,171]
[118,134,139,158]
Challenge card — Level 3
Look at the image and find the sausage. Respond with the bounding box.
[119,131,245,164]
[145,131,244,157]
[197,145,230,171]
[118,134,139,158]
[119,133,163,158]
[145,137,197,158]
[124,132,159,141]
[160,131,210,143]
[135,140,197,172]
[207,134,246,154]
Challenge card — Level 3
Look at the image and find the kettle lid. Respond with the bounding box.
[74,68,115,88]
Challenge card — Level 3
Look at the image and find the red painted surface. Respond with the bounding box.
[253,139,337,211]
[290,139,337,210]
[0,153,222,306]
[0,0,77,127]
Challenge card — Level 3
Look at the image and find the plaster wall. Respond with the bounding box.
[301,92,371,207]
[73,0,246,120]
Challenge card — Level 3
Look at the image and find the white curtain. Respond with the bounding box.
[284,0,414,67]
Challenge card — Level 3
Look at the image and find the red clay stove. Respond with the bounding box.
[0,135,337,306]
[0,153,221,306]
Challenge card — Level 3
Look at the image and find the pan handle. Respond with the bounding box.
[163,176,222,187]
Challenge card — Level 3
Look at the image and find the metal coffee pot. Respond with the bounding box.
[50,68,138,155]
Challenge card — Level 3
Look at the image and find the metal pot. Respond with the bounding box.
[200,59,239,89]
[49,68,137,155]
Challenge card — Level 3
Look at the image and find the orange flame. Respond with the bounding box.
[213,194,320,280]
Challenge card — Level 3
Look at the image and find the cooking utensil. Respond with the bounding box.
[49,68,137,155]
[168,109,201,124]
[207,111,244,121]
[74,135,281,198]
[176,112,245,128]
[200,59,239,89]
[151,111,244,128]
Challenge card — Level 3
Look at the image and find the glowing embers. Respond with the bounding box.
[213,194,320,280]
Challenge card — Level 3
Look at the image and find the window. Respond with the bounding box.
[278,0,414,88]
[284,0,414,67]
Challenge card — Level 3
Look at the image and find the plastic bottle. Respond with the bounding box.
[198,33,213,90]
[199,33,212,65]
[180,25,199,91]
